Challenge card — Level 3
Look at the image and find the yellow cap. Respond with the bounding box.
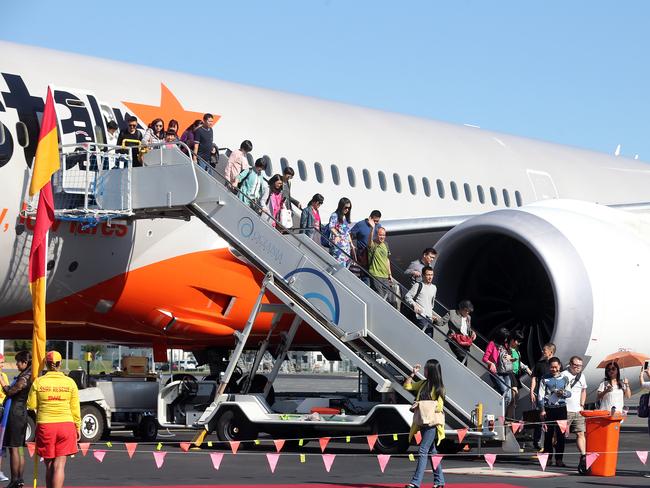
[46,350,62,363]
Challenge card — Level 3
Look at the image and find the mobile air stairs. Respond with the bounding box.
[50,142,519,452]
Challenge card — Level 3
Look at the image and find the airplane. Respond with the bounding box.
[1,41,649,394]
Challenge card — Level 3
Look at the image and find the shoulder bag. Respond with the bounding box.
[411,399,445,427]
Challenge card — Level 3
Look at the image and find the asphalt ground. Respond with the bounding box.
[2,372,648,487]
[3,421,646,487]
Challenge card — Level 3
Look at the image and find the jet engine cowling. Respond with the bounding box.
[434,199,650,379]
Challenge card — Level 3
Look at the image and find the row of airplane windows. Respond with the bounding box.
[252,154,524,207]
[3,121,523,208]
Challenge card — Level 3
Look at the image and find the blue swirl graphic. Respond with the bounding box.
[238,217,254,238]
[284,268,340,324]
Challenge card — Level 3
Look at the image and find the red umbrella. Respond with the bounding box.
[597,351,649,369]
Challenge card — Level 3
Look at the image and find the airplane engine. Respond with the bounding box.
[433,199,650,369]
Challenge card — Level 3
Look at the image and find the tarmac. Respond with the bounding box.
[10,424,647,487]
[3,373,648,487]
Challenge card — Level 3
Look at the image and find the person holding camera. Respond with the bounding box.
[640,363,650,478]
[597,361,631,413]
[540,357,571,467]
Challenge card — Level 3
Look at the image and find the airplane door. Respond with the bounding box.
[50,86,109,194]
[50,86,107,150]
[526,169,559,200]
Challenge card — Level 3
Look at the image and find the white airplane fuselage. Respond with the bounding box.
[1,42,649,391]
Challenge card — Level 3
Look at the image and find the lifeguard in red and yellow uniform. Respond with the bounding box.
[26,351,80,488]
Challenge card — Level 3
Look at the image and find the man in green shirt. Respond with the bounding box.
[368,220,394,304]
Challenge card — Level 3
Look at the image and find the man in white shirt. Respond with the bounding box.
[561,355,587,473]
[404,266,437,335]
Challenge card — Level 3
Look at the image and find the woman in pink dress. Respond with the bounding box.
[261,174,285,227]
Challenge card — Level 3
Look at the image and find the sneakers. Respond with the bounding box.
[555,460,566,468]
[0,472,8,482]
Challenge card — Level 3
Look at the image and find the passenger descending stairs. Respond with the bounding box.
[132,147,509,441]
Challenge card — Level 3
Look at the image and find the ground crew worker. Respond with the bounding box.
[27,351,80,488]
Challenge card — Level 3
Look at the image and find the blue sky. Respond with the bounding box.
[3,1,650,159]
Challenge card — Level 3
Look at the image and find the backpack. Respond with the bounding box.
[236,168,253,189]
[320,223,331,247]
[399,282,423,324]
[639,393,649,418]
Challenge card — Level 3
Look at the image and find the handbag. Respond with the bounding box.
[449,332,473,347]
[638,393,649,418]
[280,208,293,228]
[411,400,445,427]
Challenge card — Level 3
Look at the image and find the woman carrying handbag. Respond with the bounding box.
[404,359,446,488]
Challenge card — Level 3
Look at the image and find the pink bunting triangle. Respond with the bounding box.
[273,439,285,453]
[93,450,106,463]
[229,440,240,455]
[537,452,549,471]
[26,442,35,458]
[210,452,224,470]
[266,453,280,473]
[456,427,468,444]
[431,454,443,470]
[377,454,390,473]
[585,452,599,470]
[153,451,166,469]
[322,453,336,472]
[510,421,523,434]
[125,442,137,459]
[179,442,191,452]
[366,434,378,451]
[319,437,331,452]
[636,450,648,465]
[556,419,568,434]
[78,442,90,456]
[484,453,497,470]
[414,431,422,445]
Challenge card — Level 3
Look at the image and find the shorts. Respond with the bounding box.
[566,410,586,433]
[35,422,78,459]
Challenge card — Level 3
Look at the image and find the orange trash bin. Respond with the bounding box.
[581,410,625,476]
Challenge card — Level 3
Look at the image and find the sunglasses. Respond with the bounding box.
[343,206,351,210]
[128,124,137,128]
[606,366,618,371]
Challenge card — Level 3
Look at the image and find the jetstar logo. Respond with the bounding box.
[122,83,220,132]
[0,73,220,170]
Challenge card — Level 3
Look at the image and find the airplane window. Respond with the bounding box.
[393,173,402,193]
[490,186,498,205]
[515,190,523,207]
[347,167,356,187]
[314,162,324,183]
[464,183,472,202]
[363,169,372,189]
[436,179,445,199]
[0,122,5,145]
[502,189,511,207]
[477,185,486,204]
[280,157,289,173]
[65,99,85,108]
[297,160,307,181]
[263,155,273,176]
[408,175,417,195]
[16,122,29,148]
[450,181,459,200]
[331,164,340,185]
[94,125,105,145]
[422,177,431,197]
[378,171,387,191]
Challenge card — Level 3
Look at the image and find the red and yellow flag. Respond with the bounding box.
[28,87,59,378]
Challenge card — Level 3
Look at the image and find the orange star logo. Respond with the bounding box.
[122,83,219,133]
